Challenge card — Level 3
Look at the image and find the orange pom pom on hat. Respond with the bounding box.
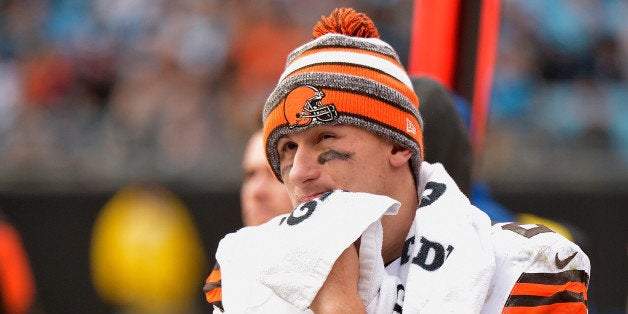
[262,8,424,184]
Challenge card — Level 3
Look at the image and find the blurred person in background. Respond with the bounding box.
[240,129,294,227]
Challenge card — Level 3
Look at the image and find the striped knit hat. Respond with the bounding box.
[262,8,423,184]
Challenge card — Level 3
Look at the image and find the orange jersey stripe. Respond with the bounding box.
[205,287,222,304]
[206,269,221,284]
[283,63,418,106]
[204,265,223,307]
[510,281,587,299]
[503,302,587,314]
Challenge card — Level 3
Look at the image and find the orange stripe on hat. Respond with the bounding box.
[265,88,421,144]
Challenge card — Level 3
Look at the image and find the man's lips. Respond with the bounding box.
[298,192,326,204]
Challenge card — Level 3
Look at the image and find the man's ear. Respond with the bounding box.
[389,144,413,168]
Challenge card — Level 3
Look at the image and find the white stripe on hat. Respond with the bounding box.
[279,51,413,89]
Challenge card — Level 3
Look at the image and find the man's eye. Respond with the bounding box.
[281,142,297,152]
[320,134,334,141]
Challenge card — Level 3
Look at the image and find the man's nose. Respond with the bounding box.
[286,146,320,185]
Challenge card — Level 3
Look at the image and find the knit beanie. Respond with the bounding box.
[262,8,424,185]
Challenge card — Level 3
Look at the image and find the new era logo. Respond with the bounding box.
[406,118,417,134]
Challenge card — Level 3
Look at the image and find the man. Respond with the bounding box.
[209,8,590,313]
[240,129,294,226]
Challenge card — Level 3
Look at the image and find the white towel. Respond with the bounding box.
[354,162,496,313]
[216,190,400,312]
[216,162,495,313]
[399,162,495,313]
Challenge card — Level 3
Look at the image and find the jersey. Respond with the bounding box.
[204,163,589,312]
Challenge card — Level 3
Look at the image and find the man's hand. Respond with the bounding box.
[310,243,366,313]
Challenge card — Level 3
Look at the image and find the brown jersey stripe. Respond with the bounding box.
[502,302,587,314]
[510,281,587,298]
[516,269,589,285]
[505,290,586,307]
[203,280,221,293]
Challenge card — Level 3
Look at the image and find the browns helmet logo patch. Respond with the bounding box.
[283,85,338,128]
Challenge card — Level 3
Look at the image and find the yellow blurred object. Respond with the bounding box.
[517,213,574,242]
[90,185,206,313]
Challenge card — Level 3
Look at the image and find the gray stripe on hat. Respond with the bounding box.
[286,34,401,65]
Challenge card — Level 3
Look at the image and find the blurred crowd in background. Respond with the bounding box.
[0,0,626,191]
[485,0,628,189]
[0,1,626,313]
